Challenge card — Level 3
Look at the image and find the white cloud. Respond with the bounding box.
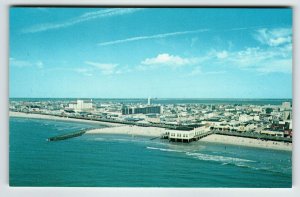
[98,29,209,46]
[10,58,44,69]
[211,45,292,74]
[85,61,117,75]
[141,53,199,69]
[22,8,143,33]
[98,26,269,47]
[254,28,292,47]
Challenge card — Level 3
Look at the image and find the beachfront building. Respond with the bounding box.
[122,105,161,115]
[260,130,284,137]
[282,102,291,110]
[168,130,195,142]
[68,99,93,112]
[168,126,210,142]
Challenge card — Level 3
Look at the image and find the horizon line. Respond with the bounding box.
[9,97,293,100]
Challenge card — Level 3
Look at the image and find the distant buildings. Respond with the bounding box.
[122,105,161,115]
[9,99,293,139]
[68,99,93,112]
[282,102,291,110]
[239,114,253,122]
[280,102,292,121]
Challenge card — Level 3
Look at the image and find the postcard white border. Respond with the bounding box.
[0,0,299,197]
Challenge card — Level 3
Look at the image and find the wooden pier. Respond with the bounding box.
[162,129,292,144]
[213,130,292,143]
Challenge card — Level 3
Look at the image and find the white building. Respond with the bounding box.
[260,130,284,137]
[168,126,210,142]
[283,110,292,120]
[68,99,93,112]
[282,102,291,110]
[168,130,195,142]
[239,114,253,122]
[254,115,260,121]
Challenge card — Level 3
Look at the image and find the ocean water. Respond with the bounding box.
[9,117,292,187]
[10,98,292,105]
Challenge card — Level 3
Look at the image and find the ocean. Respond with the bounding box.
[10,98,292,105]
[9,117,292,187]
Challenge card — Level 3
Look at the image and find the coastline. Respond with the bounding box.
[86,125,169,137]
[200,134,292,151]
[10,111,292,151]
[9,111,122,127]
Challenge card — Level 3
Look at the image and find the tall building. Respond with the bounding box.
[122,105,161,115]
[283,110,292,120]
[68,99,93,111]
[282,102,291,110]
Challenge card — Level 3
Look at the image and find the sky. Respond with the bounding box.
[9,7,292,98]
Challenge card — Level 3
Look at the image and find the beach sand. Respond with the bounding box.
[86,125,169,137]
[10,111,292,151]
[200,134,292,151]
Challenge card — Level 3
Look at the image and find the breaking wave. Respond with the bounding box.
[185,152,255,163]
[146,146,184,153]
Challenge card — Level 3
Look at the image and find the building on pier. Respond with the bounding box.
[167,126,211,142]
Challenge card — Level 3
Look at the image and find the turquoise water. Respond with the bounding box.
[9,117,292,187]
[10,98,292,105]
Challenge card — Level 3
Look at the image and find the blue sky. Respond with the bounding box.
[9,8,292,98]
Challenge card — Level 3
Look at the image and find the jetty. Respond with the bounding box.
[47,129,87,142]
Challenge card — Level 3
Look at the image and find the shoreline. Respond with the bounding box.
[10,112,292,151]
[9,112,123,127]
[86,125,170,137]
[200,134,292,151]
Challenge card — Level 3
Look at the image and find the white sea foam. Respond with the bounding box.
[185,152,255,164]
[146,146,184,153]
[146,146,255,167]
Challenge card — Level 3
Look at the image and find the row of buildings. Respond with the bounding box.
[9,99,293,138]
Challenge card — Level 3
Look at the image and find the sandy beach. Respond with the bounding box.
[200,134,292,151]
[87,126,292,151]
[86,125,170,137]
[10,111,292,151]
[87,127,292,151]
[9,112,122,127]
